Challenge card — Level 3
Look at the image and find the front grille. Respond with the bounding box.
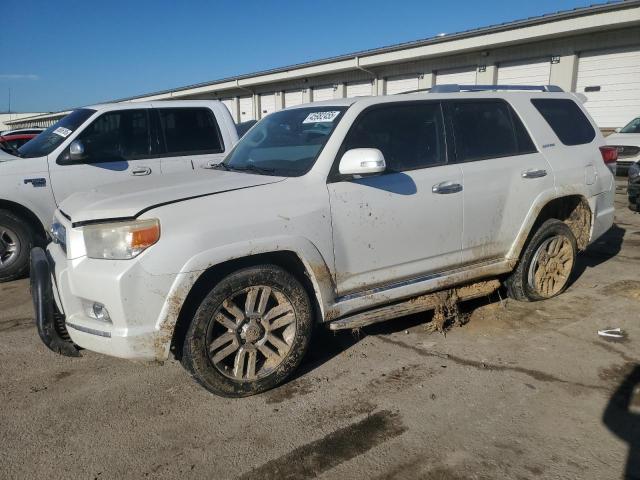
[613,145,640,158]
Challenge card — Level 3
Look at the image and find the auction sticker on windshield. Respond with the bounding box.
[302,111,341,123]
[53,127,72,138]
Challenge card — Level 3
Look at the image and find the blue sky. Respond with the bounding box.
[2,0,597,113]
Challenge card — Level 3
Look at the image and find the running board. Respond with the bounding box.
[328,279,501,331]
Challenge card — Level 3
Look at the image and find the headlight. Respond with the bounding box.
[629,163,640,180]
[82,219,160,260]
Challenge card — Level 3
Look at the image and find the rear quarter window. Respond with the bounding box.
[531,98,595,146]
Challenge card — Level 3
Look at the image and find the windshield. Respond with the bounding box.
[620,117,640,134]
[222,106,347,176]
[18,109,96,158]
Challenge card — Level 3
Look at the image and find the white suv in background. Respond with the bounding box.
[0,100,238,282]
[32,85,615,397]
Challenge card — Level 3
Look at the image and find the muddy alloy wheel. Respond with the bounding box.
[527,235,574,298]
[208,286,296,380]
[505,219,577,302]
[182,265,313,397]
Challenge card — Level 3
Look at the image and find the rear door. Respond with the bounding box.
[328,101,463,295]
[156,107,227,173]
[445,99,554,264]
[48,108,162,203]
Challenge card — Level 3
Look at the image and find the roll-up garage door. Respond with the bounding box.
[346,80,374,97]
[284,90,304,107]
[435,66,477,86]
[221,98,236,121]
[312,85,335,102]
[259,93,276,118]
[576,47,640,128]
[497,59,551,86]
[239,96,254,122]
[386,74,420,95]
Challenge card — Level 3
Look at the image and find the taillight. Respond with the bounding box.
[599,146,618,165]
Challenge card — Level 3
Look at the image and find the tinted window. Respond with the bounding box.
[158,108,223,155]
[621,117,640,134]
[74,109,150,162]
[531,98,595,146]
[343,102,445,172]
[18,109,95,158]
[449,100,535,162]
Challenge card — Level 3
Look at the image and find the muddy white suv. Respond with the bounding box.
[32,85,615,397]
[0,100,238,282]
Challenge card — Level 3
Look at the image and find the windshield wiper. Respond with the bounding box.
[212,163,232,171]
[228,164,276,175]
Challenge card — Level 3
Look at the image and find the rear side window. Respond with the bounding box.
[158,108,224,155]
[531,99,595,146]
[448,100,536,162]
[343,102,446,172]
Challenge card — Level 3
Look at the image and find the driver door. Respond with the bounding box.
[48,108,162,204]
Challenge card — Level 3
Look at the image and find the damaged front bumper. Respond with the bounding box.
[30,247,81,357]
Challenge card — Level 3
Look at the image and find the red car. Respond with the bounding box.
[0,133,39,154]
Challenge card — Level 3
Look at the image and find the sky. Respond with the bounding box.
[1,0,600,113]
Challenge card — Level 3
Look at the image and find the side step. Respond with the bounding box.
[329,279,500,331]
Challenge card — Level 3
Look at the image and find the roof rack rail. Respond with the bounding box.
[428,84,564,93]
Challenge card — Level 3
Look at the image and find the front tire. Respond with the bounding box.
[181,265,313,397]
[505,219,577,302]
[0,210,35,283]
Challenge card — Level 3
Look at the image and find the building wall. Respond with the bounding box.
[0,113,47,131]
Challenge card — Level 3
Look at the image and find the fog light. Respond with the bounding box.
[83,301,111,323]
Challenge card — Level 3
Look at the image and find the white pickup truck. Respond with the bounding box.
[0,100,238,281]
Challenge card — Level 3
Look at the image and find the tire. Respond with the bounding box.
[181,265,313,397]
[505,219,577,302]
[0,210,36,283]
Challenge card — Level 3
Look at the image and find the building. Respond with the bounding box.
[6,1,640,132]
[0,113,47,131]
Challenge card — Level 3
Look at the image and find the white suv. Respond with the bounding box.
[32,86,615,397]
[0,100,238,282]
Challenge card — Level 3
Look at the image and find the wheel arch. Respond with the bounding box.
[0,199,47,243]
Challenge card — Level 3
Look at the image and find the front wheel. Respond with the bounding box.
[506,219,577,302]
[181,265,313,397]
[0,210,36,283]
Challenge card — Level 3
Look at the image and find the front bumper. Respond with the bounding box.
[42,240,183,361]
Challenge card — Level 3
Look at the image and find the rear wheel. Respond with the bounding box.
[506,219,577,302]
[181,265,313,397]
[0,210,35,282]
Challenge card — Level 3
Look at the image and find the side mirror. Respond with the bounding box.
[69,140,86,161]
[339,148,386,176]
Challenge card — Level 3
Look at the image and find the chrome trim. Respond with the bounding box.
[66,322,111,338]
[335,257,504,303]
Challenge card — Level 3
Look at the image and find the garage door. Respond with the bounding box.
[239,96,254,122]
[576,47,640,128]
[497,59,551,86]
[284,90,304,107]
[221,98,236,120]
[386,74,420,95]
[312,85,335,102]
[435,66,477,86]
[259,93,276,118]
[346,80,374,97]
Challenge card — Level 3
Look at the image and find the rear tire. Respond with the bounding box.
[505,219,577,302]
[181,265,313,397]
[0,210,35,283]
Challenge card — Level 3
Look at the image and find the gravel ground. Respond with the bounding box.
[1,183,639,480]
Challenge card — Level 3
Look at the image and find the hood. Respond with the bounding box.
[60,170,286,225]
[606,133,640,146]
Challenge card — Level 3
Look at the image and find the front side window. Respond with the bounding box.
[158,108,223,155]
[18,109,95,158]
[620,117,640,134]
[223,107,347,176]
[343,102,446,172]
[70,109,150,162]
[531,98,595,146]
[449,100,536,162]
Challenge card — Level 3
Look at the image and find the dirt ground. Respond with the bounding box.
[1,183,639,480]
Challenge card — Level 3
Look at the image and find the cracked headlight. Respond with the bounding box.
[82,219,160,260]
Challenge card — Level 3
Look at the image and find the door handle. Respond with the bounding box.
[131,167,152,176]
[432,181,463,194]
[521,169,547,179]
